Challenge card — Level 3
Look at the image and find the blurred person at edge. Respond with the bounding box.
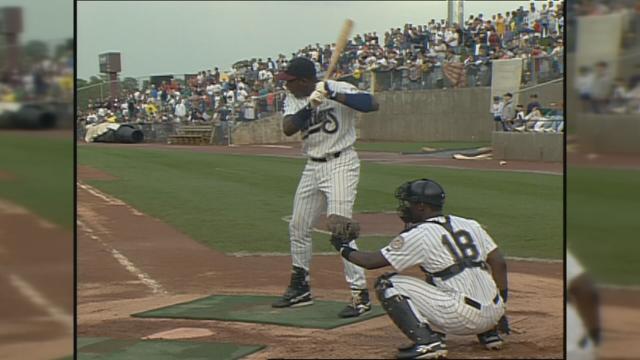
[575,66,595,112]
[589,62,613,113]
[567,251,600,360]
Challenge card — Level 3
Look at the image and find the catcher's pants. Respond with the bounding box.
[385,275,505,335]
[289,148,367,289]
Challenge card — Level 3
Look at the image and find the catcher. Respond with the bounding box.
[329,179,510,359]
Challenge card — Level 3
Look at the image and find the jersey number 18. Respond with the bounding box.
[441,230,480,262]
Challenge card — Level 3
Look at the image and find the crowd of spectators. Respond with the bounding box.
[1,40,73,104]
[79,1,565,126]
[568,0,640,115]
[492,92,564,133]
[575,62,640,115]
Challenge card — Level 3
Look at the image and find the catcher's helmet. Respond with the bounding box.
[394,178,446,207]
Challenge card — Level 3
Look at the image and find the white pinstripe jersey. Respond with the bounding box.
[283,80,361,159]
[566,251,594,355]
[566,251,584,289]
[382,215,499,303]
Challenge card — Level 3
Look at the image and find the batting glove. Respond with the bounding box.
[314,81,328,96]
[309,89,325,108]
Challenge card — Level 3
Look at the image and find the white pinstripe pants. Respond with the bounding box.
[386,275,505,335]
[567,303,597,360]
[289,149,367,289]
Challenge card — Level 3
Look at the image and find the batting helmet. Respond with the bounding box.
[394,178,446,207]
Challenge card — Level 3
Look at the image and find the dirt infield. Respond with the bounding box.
[77,143,567,359]
[77,178,563,359]
[81,142,564,175]
[0,199,73,360]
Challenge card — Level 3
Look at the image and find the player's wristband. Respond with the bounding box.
[290,104,312,130]
[336,93,376,113]
[340,246,356,260]
[500,289,508,303]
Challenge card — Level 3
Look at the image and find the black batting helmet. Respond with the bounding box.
[394,178,446,207]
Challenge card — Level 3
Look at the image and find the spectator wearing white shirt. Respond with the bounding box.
[590,61,613,113]
[491,96,504,130]
[86,112,98,124]
[174,99,187,122]
[236,88,249,103]
[575,66,594,112]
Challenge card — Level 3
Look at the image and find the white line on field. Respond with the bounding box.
[77,220,167,295]
[504,256,563,263]
[77,182,143,216]
[0,199,28,215]
[77,182,124,205]
[8,273,73,332]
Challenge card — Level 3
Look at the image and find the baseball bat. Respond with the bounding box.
[323,19,354,81]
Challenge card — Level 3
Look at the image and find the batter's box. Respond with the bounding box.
[132,294,385,329]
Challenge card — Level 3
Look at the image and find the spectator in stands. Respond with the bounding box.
[491,95,504,130]
[518,104,543,132]
[575,66,594,112]
[609,78,631,113]
[589,61,613,113]
[500,92,516,131]
[174,99,187,122]
[514,104,527,130]
[526,93,542,115]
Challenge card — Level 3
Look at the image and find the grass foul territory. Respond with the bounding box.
[78,146,562,259]
[0,133,73,229]
[132,294,385,329]
[568,167,640,285]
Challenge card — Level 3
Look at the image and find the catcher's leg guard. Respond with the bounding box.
[374,274,444,346]
[272,266,313,308]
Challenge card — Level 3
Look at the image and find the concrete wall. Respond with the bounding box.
[358,87,494,142]
[103,81,563,147]
[517,80,563,108]
[575,114,640,154]
[492,132,563,162]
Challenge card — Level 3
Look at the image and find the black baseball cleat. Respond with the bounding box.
[271,286,313,308]
[338,288,372,318]
[477,329,504,350]
[396,341,448,359]
[398,333,446,352]
[272,266,313,308]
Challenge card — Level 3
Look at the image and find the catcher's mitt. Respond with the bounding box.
[327,215,360,251]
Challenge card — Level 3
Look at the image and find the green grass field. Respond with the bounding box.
[78,146,562,260]
[0,133,73,229]
[354,141,490,153]
[568,167,640,285]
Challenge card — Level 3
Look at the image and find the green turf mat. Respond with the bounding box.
[77,337,264,360]
[132,294,385,329]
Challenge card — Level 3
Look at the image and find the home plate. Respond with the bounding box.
[142,327,214,340]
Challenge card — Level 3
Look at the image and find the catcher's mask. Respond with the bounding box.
[394,179,446,223]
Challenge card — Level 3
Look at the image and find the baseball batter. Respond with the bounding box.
[567,251,600,360]
[330,179,510,359]
[271,57,379,318]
